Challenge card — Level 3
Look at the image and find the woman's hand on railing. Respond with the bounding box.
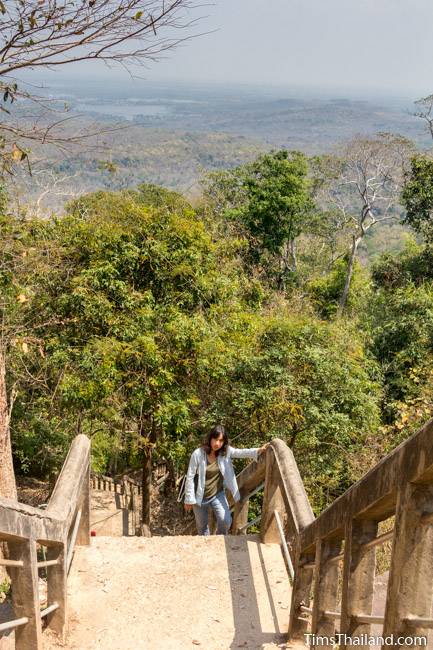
[258,443,270,456]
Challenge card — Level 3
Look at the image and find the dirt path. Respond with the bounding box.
[44,535,298,650]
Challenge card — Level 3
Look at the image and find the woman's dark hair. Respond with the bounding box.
[202,424,229,456]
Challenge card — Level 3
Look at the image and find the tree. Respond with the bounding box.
[307,256,369,319]
[202,150,315,288]
[0,0,202,499]
[0,0,201,171]
[6,185,259,523]
[368,240,433,408]
[208,309,380,511]
[319,134,413,314]
[2,182,384,520]
[8,166,84,218]
[401,155,433,242]
[0,348,16,499]
[0,204,31,499]
[413,94,433,140]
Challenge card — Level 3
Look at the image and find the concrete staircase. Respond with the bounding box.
[8,428,433,649]
[44,535,295,650]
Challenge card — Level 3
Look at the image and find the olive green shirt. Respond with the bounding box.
[204,459,224,499]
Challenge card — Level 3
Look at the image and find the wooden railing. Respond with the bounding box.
[230,439,314,583]
[288,417,433,648]
[0,434,90,650]
[91,473,142,496]
[233,421,433,648]
[91,472,142,535]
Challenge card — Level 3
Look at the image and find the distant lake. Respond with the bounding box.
[75,101,168,120]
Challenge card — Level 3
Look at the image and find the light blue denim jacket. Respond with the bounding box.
[184,445,260,506]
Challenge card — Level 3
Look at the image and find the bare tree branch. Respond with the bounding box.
[0,0,207,171]
[317,133,414,314]
[413,94,433,140]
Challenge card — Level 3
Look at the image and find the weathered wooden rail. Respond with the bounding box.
[0,434,90,649]
[233,419,433,648]
[91,472,144,536]
[231,438,314,581]
[91,472,142,495]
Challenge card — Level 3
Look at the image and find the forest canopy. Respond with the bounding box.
[3,140,432,516]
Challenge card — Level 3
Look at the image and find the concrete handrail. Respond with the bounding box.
[228,425,433,646]
[232,439,314,548]
[47,434,90,523]
[289,417,433,646]
[229,438,314,593]
[0,434,90,650]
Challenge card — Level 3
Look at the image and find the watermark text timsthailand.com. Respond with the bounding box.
[305,633,428,646]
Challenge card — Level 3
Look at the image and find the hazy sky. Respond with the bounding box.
[31,0,433,98]
[142,0,433,97]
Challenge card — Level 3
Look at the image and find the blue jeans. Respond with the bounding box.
[193,490,232,535]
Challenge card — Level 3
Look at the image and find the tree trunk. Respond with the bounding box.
[0,349,17,500]
[164,458,176,494]
[278,239,298,290]
[338,235,361,316]
[288,238,297,274]
[141,418,157,530]
[0,349,16,584]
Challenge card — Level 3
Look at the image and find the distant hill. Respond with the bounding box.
[9,80,429,263]
[48,79,431,152]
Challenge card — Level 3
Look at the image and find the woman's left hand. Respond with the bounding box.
[258,443,270,455]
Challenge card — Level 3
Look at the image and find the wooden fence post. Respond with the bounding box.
[310,537,342,648]
[339,518,378,650]
[383,482,433,646]
[46,542,67,640]
[9,538,42,650]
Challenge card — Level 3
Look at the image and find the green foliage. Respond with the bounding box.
[0,580,11,601]
[308,257,369,319]
[230,150,314,253]
[368,241,433,416]
[225,313,380,511]
[11,188,246,476]
[1,184,382,514]
[203,150,315,286]
[370,284,433,402]
[371,238,433,289]
[401,155,433,242]
[133,183,191,212]
[5,158,433,525]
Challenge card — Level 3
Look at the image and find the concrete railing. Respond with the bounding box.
[230,439,315,582]
[233,439,314,545]
[287,417,433,648]
[0,434,90,650]
[91,472,142,536]
[5,421,431,649]
[231,423,433,648]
